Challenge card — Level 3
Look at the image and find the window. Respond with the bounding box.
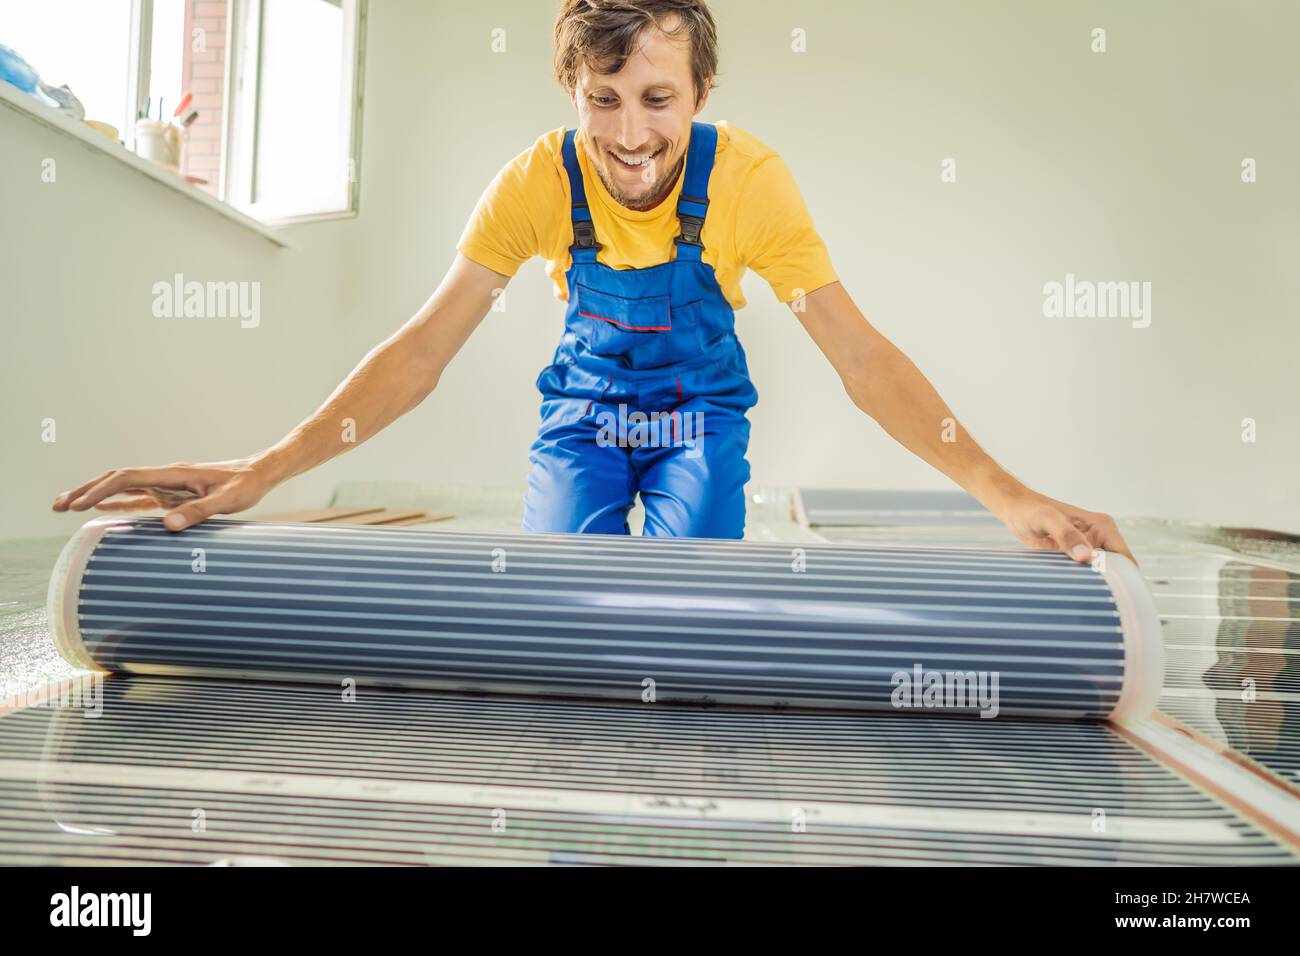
[143,1,186,136]
[138,0,227,194]
[226,0,366,221]
[0,0,135,135]
[0,0,365,222]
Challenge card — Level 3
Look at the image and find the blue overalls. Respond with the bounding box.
[522,122,759,539]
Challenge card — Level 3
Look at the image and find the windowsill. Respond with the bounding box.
[0,81,292,249]
[253,208,359,228]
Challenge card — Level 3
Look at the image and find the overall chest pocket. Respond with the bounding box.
[574,283,674,362]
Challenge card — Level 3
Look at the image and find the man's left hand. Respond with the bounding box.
[994,494,1137,567]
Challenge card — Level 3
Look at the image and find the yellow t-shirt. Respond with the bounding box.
[456,121,838,310]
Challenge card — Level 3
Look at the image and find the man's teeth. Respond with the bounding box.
[614,150,658,167]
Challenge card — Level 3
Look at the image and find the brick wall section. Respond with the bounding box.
[180,0,229,196]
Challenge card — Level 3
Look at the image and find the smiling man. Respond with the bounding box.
[51,0,1134,564]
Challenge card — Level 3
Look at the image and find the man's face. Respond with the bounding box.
[572,22,710,212]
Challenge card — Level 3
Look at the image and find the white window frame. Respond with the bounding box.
[224,0,367,225]
[125,0,153,149]
[0,0,284,244]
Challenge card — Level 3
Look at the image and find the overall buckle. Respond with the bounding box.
[571,219,602,251]
[676,214,704,247]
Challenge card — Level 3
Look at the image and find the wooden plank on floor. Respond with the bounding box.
[345,511,429,526]
[382,513,455,526]
[253,506,385,523]
[250,507,457,527]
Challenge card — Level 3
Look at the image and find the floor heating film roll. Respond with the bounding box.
[47,516,1163,721]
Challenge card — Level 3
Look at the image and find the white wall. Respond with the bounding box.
[0,105,354,538]
[5,0,1298,540]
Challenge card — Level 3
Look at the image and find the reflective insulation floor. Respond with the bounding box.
[0,486,1296,865]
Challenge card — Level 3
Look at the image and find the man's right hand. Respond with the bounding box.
[51,458,275,532]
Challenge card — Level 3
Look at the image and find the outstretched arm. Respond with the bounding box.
[793,281,1136,565]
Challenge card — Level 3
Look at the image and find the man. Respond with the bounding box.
[52,0,1134,564]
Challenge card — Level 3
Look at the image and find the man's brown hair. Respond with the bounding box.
[554,0,719,106]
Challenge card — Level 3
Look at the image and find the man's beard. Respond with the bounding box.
[591,150,684,212]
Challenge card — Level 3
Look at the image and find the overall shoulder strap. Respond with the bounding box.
[674,122,718,261]
[562,129,602,261]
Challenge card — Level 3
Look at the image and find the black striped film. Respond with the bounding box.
[47,517,1160,720]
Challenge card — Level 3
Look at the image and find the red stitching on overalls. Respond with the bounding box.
[585,377,613,418]
[579,311,671,332]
